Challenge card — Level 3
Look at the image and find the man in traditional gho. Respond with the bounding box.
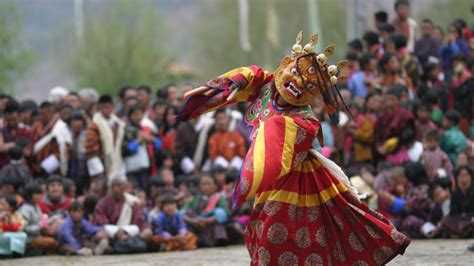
[179,31,410,265]
[85,95,126,186]
[31,102,71,178]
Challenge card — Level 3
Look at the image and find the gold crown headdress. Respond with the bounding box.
[291,30,347,85]
[289,30,351,124]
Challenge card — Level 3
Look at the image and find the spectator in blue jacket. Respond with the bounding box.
[58,201,109,255]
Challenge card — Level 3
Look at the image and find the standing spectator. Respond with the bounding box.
[374,10,388,32]
[379,53,413,93]
[66,93,82,109]
[440,110,467,164]
[151,99,167,129]
[86,95,126,187]
[48,87,69,107]
[157,83,179,107]
[390,32,421,89]
[208,110,246,170]
[418,58,446,105]
[447,55,472,113]
[347,53,378,105]
[415,19,441,64]
[175,115,215,175]
[136,85,153,117]
[58,201,109,255]
[150,194,197,251]
[159,105,180,154]
[421,130,453,182]
[32,101,72,177]
[166,84,179,107]
[347,39,363,56]
[433,25,444,44]
[0,101,33,168]
[68,110,89,194]
[363,31,383,59]
[415,103,437,141]
[78,88,99,120]
[19,100,37,128]
[441,22,470,74]
[120,96,139,124]
[94,173,152,254]
[116,86,136,118]
[379,23,396,44]
[122,105,162,189]
[342,51,360,78]
[391,0,418,52]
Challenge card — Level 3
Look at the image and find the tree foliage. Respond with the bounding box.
[69,0,175,95]
[0,3,32,94]
[194,0,346,80]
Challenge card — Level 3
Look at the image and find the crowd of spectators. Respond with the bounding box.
[0,0,473,258]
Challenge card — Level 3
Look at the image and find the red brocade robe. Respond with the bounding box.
[179,66,410,265]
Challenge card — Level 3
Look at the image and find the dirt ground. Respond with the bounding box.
[3,239,473,266]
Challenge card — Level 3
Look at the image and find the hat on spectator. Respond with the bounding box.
[79,88,99,103]
[46,175,63,186]
[48,86,69,104]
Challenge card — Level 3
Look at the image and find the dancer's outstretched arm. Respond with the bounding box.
[178,65,272,121]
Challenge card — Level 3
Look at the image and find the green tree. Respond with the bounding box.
[194,0,347,80]
[69,1,175,95]
[0,3,32,94]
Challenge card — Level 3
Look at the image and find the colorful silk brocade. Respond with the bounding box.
[179,65,410,265]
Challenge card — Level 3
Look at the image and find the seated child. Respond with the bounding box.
[58,201,109,255]
[212,165,227,194]
[181,175,230,247]
[423,181,451,238]
[377,166,428,238]
[421,129,453,183]
[225,169,251,243]
[83,195,100,223]
[0,195,27,256]
[151,194,197,251]
[440,166,474,238]
[18,183,57,255]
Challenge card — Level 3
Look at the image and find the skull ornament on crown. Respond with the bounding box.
[273,31,348,107]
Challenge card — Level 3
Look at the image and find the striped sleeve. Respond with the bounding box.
[178,66,273,121]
